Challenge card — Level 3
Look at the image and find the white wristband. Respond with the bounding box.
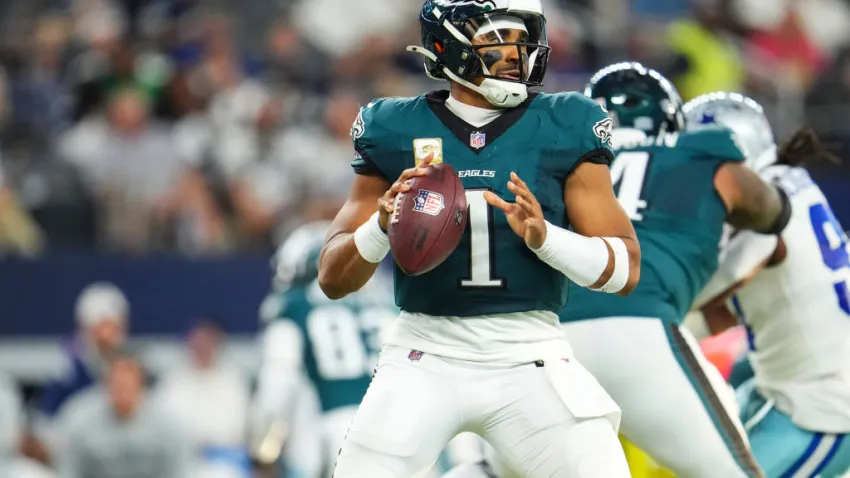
[530,221,609,287]
[353,212,390,263]
[594,237,629,293]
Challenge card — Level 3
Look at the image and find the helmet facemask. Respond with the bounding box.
[462,13,550,87]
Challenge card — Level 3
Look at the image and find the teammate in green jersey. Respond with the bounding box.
[251,221,397,477]
[317,1,643,477]
[557,63,791,478]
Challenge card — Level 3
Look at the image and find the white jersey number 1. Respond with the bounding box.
[461,189,504,288]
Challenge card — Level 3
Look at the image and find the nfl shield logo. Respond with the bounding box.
[412,189,445,216]
[470,131,486,149]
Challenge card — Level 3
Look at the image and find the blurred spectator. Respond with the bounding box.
[221,87,362,247]
[664,0,744,101]
[23,281,130,466]
[0,67,46,256]
[155,319,251,478]
[54,350,191,478]
[0,373,21,476]
[291,0,417,60]
[745,8,826,95]
[58,87,186,252]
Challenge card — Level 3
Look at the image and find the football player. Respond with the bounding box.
[685,92,850,478]
[317,0,643,476]
[251,221,398,477]
[556,64,791,478]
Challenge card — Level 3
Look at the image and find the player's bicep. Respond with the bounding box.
[564,162,636,241]
[564,162,641,293]
[715,163,788,234]
[325,173,390,242]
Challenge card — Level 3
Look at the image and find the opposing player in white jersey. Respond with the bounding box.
[685,92,850,478]
[251,221,398,477]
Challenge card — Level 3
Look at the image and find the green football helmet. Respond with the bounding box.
[272,221,330,291]
[584,62,684,136]
[408,0,551,108]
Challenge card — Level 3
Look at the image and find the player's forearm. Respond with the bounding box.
[531,221,639,295]
[318,212,388,299]
[700,303,740,335]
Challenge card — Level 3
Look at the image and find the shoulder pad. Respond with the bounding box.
[352,96,423,179]
[540,92,607,127]
[540,92,614,162]
[353,96,421,142]
[678,127,746,162]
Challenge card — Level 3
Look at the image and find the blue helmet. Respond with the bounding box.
[584,62,684,136]
[408,0,551,108]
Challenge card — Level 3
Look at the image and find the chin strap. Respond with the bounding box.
[407,45,528,108]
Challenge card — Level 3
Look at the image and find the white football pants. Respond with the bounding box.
[332,345,630,478]
[563,317,764,478]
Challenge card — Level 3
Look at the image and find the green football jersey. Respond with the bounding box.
[560,127,746,324]
[352,90,614,317]
[263,279,398,412]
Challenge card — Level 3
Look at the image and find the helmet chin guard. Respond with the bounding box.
[407,45,527,108]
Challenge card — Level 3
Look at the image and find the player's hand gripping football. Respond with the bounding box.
[485,172,547,249]
[377,153,435,231]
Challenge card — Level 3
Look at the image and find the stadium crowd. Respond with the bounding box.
[1,0,850,477]
[0,0,847,256]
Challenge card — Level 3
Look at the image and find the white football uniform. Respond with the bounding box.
[726,164,850,433]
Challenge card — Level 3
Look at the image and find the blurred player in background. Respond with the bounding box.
[317,0,643,476]
[685,92,850,478]
[251,221,397,477]
[556,63,791,478]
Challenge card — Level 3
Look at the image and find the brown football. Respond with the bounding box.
[388,163,468,276]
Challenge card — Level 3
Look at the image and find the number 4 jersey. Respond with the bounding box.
[731,164,850,432]
[561,126,745,324]
[353,90,613,317]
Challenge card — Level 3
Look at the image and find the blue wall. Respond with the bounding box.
[0,254,273,336]
[0,174,847,339]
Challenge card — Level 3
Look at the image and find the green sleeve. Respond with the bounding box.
[681,127,747,163]
[350,98,403,182]
[548,93,614,177]
[576,95,615,166]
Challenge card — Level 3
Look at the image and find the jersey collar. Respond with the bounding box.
[425,90,538,154]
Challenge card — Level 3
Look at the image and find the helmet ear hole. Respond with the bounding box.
[622,97,642,109]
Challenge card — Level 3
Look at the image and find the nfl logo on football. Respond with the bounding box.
[412,189,445,216]
[470,131,486,149]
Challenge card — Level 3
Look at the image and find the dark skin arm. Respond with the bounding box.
[564,163,641,295]
[485,162,640,295]
[317,156,434,300]
[714,162,784,233]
